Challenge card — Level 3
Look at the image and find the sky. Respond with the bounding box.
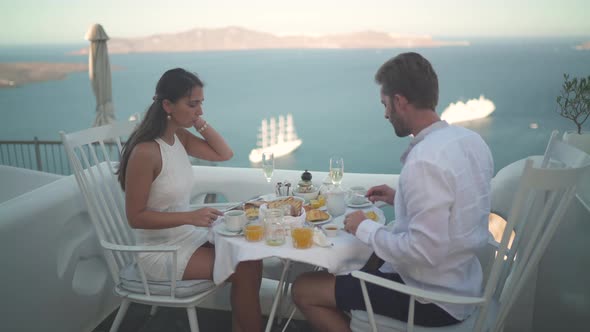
[1,0,589,44]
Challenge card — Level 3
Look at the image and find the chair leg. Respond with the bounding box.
[187,307,200,332]
[149,305,158,316]
[109,299,130,332]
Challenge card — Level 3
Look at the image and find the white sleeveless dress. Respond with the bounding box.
[134,135,209,281]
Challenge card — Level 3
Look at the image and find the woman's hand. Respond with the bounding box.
[193,117,206,130]
[366,184,396,205]
[190,207,223,227]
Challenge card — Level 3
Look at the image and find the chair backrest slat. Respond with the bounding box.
[90,142,133,249]
[98,140,136,250]
[98,140,134,241]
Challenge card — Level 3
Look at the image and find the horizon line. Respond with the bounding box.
[2,35,590,47]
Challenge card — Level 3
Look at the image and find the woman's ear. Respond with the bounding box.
[162,99,173,114]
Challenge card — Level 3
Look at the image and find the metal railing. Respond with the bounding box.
[0,138,218,176]
[0,138,72,175]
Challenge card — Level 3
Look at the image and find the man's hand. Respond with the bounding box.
[366,184,396,205]
[343,210,367,236]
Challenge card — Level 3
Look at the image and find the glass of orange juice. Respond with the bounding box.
[317,194,326,207]
[244,222,264,242]
[291,225,314,249]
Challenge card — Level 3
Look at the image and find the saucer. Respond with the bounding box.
[346,200,372,208]
[214,223,243,237]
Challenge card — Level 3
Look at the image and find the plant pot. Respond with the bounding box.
[562,131,590,155]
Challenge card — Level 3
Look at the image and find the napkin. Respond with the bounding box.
[313,228,331,247]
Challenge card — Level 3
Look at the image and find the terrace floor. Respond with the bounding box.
[94,304,312,332]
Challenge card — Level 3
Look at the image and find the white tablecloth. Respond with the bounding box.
[212,205,385,284]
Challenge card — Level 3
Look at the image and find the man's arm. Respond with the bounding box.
[353,160,454,268]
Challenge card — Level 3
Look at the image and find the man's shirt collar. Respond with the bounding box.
[401,120,449,164]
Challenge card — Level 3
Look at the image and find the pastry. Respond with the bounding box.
[245,207,259,219]
[306,209,330,222]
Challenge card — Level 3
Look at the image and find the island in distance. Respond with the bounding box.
[71,26,470,55]
[0,62,87,88]
[1,26,468,88]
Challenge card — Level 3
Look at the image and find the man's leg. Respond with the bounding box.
[292,271,351,332]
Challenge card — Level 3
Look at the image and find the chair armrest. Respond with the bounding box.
[351,270,485,305]
[100,240,180,253]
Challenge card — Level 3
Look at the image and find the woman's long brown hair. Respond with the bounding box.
[117,68,203,190]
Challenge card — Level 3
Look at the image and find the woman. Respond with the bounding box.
[117,68,262,331]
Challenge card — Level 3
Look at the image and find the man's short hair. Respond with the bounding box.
[375,52,439,110]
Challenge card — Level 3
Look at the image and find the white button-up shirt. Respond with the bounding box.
[356,120,494,320]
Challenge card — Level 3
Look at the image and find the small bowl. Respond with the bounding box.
[322,224,339,237]
[293,188,320,202]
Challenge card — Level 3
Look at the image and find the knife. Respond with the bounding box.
[221,195,264,212]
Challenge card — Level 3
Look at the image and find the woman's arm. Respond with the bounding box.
[177,118,233,162]
[124,141,222,229]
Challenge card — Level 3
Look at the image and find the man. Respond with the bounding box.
[292,52,493,331]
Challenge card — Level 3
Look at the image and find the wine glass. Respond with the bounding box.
[262,152,274,183]
[329,156,344,187]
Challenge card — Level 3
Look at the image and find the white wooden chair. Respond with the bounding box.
[61,121,224,332]
[542,130,590,169]
[349,138,590,332]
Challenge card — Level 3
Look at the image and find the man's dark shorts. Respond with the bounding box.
[335,271,460,327]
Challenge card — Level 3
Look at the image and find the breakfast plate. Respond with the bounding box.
[360,206,386,224]
[305,211,333,226]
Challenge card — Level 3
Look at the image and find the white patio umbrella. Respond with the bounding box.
[85,24,115,127]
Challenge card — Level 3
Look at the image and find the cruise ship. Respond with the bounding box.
[441,95,496,124]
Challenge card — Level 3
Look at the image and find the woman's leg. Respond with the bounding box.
[228,260,263,332]
[182,245,263,332]
[182,244,216,280]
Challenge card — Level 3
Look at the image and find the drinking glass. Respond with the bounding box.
[291,224,314,249]
[262,152,274,183]
[264,208,285,246]
[244,222,265,242]
[329,156,344,187]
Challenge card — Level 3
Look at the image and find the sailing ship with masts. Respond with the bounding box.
[249,113,302,163]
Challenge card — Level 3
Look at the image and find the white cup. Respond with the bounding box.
[348,186,369,205]
[224,210,247,232]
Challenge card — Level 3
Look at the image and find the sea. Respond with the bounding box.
[1,38,589,177]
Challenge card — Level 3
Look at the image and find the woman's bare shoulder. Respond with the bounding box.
[129,141,160,163]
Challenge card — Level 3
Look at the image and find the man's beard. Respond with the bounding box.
[390,118,410,137]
